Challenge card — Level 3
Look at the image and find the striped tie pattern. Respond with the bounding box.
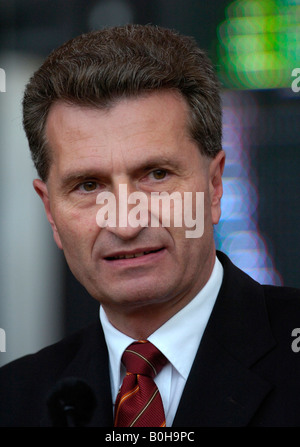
[114,340,168,427]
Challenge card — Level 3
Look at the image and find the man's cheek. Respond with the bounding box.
[56,216,96,253]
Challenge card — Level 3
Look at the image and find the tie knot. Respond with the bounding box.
[122,340,168,378]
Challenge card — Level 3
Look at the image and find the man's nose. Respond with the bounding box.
[106,222,144,241]
[105,183,148,241]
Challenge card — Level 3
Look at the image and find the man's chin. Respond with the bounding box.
[96,284,174,312]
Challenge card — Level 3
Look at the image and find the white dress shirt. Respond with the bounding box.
[99,255,223,426]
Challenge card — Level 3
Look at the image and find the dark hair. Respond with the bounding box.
[22,24,222,181]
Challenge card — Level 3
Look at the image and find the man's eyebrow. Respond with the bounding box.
[59,170,106,188]
[135,157,182,172]
[59,157,183,187]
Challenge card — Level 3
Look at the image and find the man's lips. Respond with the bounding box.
[104,247,165,261]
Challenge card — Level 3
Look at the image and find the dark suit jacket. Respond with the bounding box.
[1,251,300,427]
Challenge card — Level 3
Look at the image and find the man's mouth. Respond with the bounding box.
[105,248,164,261]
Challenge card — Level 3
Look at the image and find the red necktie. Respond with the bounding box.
[114,340,168,427]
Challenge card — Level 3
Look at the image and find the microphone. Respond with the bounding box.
[46,377,97,427]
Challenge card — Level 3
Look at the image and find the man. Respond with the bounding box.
[0,24,300,428]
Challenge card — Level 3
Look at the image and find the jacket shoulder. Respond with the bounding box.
[263,283,300,316]
[262,284,300,334]
[263,283,300,300]
[0,322,101,426]
[0,322,98,378]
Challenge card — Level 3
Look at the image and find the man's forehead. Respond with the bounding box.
[46,89,189,128]
[45,91,193,159]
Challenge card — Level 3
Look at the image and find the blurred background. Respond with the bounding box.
[0,0,299,366]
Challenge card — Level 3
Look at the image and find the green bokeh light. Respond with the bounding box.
[217,0,300,89]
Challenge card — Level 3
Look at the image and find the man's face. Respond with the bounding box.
[35,91,224,331]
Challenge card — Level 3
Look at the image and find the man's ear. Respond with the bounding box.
[209,150,225,225]
[33,179,63,250]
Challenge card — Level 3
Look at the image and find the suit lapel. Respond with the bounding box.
[173,336,273,426]
[173,251,276,427]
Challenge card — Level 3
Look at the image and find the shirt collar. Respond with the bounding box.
[100,307,135,401]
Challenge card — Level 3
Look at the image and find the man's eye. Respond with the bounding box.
[151,169,167,180]
[79,181,98,192]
